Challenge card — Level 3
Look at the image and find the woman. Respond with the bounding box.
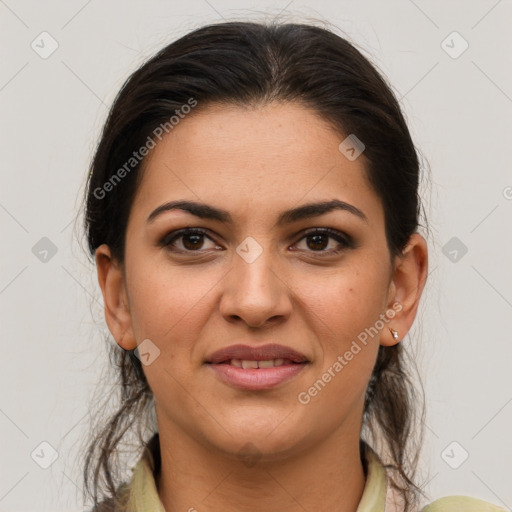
[80,20,505,512]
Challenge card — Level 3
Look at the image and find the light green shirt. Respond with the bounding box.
[115,438,506,512]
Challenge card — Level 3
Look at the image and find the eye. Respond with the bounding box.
[293,228,353,255]
[159,227,353,255]
[159,228,221,252]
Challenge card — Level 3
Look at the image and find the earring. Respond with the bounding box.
[389,328,399,341]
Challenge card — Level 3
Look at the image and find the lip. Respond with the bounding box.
[205,343,309,364]
[207,363,307,391]
[204,343,309,391]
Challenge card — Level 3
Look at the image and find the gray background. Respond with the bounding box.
[0,1,511,511]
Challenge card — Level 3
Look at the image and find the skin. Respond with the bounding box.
[95,101,428,512]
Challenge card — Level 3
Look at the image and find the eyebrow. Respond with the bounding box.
[146,199,368,226]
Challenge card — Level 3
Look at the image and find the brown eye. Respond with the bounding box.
[160,228,220,252]
[305,233,329,251]
[294,228,353,255]
[181,233,206,250]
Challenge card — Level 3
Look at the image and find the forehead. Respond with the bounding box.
[129,101,383,228]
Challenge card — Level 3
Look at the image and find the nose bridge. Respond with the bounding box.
[220,235,290,325]
[238,245,274,289]
[234,235,279,296]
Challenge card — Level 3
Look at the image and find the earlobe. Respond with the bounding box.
[381,233,428,347]
[95,244,137,351]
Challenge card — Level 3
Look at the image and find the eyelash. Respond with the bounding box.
[159,227,354,256]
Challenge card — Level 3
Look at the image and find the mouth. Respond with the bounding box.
[206,361,308,391]
[213,358,303,368]
[204,344,309,391]
[205,343,309,365]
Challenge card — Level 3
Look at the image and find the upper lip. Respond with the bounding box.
[205,344,309,364]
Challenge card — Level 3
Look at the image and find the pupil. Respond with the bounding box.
[183,234,203,250]
[308,234,327,251]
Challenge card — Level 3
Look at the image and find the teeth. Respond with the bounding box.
[230,358,289,368]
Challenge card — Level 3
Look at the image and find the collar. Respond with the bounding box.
[124,434,388,512]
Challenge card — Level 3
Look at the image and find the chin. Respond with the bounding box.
[204,416,310,462]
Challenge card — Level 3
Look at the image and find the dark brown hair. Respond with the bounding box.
[80,19,430,511]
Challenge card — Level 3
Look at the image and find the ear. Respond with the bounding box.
[95,244,137,351]
[382,233,428,347]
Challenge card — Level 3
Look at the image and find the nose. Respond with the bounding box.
[219,244,292,328]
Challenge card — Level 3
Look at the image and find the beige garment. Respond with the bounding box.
[106,435,505,512]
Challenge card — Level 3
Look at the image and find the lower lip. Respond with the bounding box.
[206,362,307,391]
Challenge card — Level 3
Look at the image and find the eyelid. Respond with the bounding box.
[159,226,354,254]
[159,227,216,248]
[294,227,354,253]
[299,227,352,243]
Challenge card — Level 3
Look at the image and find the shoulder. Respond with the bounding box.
[420,495,508,512]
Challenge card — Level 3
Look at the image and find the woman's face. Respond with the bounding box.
[97,101,424,461]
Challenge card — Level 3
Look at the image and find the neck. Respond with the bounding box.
[155,416,367,512]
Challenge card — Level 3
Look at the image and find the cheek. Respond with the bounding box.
[125,262,217,404]
[303,262,389,346]
[295,262,387,400]
[126,259,215,352]
[295,278,383,421]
